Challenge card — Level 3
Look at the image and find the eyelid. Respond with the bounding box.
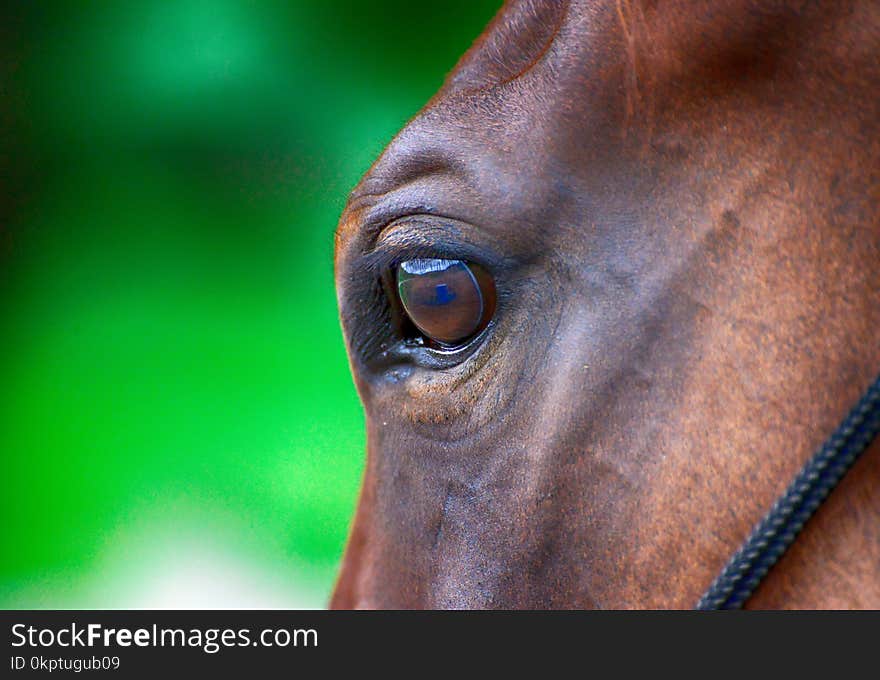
[373,215,468,252]
[365,215,502,274]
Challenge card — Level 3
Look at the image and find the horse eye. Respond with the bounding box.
[396,258,496,347]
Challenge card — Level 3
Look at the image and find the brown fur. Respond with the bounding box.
[332,0,880,609]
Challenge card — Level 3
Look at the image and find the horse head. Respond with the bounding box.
[332,0,880,608]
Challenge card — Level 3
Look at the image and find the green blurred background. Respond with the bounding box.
[1,0,499,608]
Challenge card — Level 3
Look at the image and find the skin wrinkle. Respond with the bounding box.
[442,0,571,95]
[615,0,643,137]
[332,0,880,609]
[476,0,567,91]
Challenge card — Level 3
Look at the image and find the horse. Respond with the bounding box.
[331,0,880,608]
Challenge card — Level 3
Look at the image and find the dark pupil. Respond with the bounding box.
[397,258,492,346]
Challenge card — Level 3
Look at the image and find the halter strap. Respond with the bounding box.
[696,372,880,610]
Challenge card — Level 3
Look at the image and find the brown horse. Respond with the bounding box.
[331,0,880,608]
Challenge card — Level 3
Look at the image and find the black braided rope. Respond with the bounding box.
[696,372,880,610]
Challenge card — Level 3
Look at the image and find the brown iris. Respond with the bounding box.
[397,258,496,347]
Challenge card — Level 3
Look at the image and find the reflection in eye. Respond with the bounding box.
[397,258,496,347]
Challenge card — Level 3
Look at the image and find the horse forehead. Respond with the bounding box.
[341,1,603,208]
